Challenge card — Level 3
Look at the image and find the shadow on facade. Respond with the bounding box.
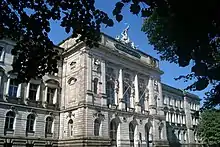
[166,123,181,147]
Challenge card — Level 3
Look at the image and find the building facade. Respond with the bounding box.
[0,28,200,147]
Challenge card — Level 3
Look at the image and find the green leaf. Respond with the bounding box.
[116,14,123,22]
[130,3,140,15]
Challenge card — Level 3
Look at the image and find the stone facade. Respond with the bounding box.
[0,31,200,147]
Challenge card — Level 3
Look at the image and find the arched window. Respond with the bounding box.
[45,117,53,134]
[110,120,117,145]
[26,114,35,132]
[68,119,73,137]
[106,81,115,105]
[5,111,15,130]
[94,119,101,136]
[129,123,135,147]
[93,78,98,94]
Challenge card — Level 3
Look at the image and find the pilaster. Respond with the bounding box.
[148,77,156,115]
[134,74,141,113]
[118,68,125,110]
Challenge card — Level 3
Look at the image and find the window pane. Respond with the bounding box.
[94,119,100,136]
[29,84,38,100]
[46,117,53,133]
[9,79,18,97]
[5,112,15,130]
[47,88,55,104]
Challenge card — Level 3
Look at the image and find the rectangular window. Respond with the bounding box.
[169,98,172,106]
[29,84,38,101]
[47,88,55,104]
[163,95,166,104]
[9,79,19,97]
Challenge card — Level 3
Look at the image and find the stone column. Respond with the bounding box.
[26,83,30,99]
[157,81,164,115]
[177,114,180,124]
[114,70,118,105]
[148,77,156,115]
[85,53,93,104]
[5,78,10,96]
[166,112,169,121]
[43,86,48,107]
[183,115,186,125]
[144,87,149,111]
[87,54,92,91]
[16,84,21,98]
[134,74,141,113]
[179,114,182,124]
[172,113,175,123]
[36,85,41,101]
[168,112,171,124]
[118,68,125,110]
[100,60,107,106]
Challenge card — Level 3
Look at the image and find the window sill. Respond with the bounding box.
[26,130,35,133]
[26,131,35,136]
[4,129,14,135]
[45,133,53,138]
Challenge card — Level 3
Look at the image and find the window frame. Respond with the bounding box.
[93,78,99,94]
[8,79,19,97]
[47,87,55,104]
[94,119,101,136]
[29,83,38,101]
[109,120,117,141]
[106,80,115,105]
[129,123,135,147]
[68,119,74,137]
[26,114,35,132]
[45,117,53,134]
[5,111,16,130]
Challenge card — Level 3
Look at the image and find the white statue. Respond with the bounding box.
[121,25,130,43]
[115,35,120,40]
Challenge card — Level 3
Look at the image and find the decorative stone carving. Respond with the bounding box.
[123,117,127,122]
[67,77,77,85]
[93,58,101,72]
[70,61,76,69]
[93,110,105,121]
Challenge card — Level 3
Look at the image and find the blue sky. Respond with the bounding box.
[48,0,208,103]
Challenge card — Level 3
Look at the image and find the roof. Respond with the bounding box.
[162,83,200,101]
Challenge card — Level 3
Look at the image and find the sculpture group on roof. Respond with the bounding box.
[116,25,138,50]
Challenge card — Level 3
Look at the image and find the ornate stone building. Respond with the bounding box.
[0,28,200,147]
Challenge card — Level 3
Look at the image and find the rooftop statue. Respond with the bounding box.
[121,25,130,44]
[115,24,138,50]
